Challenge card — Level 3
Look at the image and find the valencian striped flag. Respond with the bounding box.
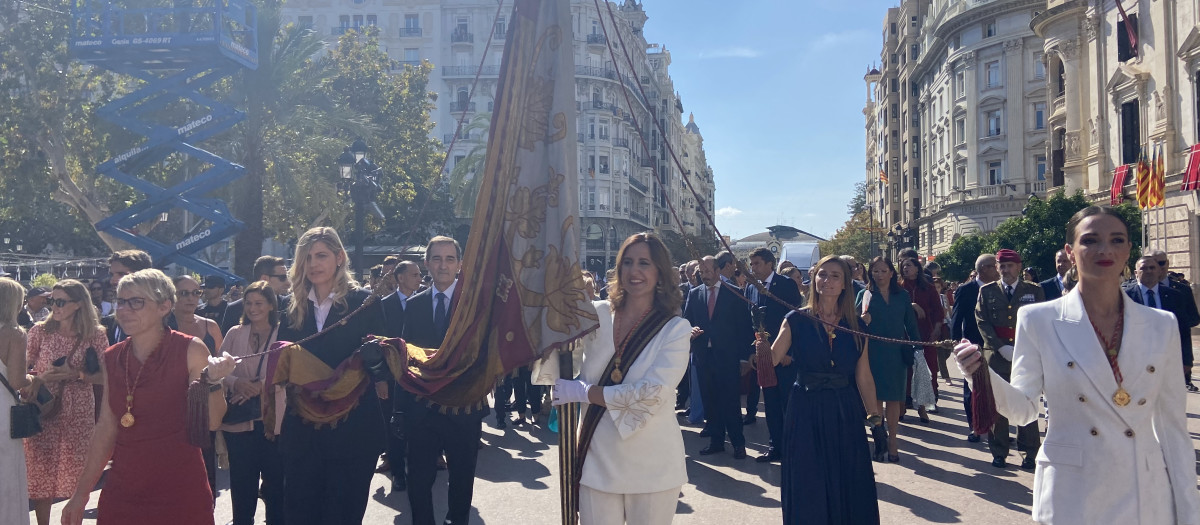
[1135,147,1152,209]
[1151,142,1165,207]
[395,0,598,407]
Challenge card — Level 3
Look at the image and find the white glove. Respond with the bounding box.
[997,345,1014,361]
[953,340,982,387]
[552,378,591,405]
[206,352,236,381]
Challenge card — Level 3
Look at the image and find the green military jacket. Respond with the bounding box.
[975,279,1045,353]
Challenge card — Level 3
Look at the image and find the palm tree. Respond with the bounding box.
[446,111,493,219]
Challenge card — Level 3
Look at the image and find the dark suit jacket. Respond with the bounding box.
[1040,276,1064,301]
[683,283,754,364]
[1124,283,1200,362]
[753,273,803,346]
[379,291,407,338]
[276,288,387,458]
[402,285,488,418]
[950,280,983,344]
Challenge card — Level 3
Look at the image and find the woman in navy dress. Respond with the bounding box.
[759,255,882,524]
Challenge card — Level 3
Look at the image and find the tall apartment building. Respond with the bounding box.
[1034,0,1200,279]
[278,0,716,274]
[865,0,1049,258]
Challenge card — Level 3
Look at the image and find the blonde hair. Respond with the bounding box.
[287,227,357,329]
[41,279,103,339]
[0,278,25,329]
[117,269,177,328]
[806,255,862,336]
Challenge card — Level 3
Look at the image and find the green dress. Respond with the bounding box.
[855,287,920,402]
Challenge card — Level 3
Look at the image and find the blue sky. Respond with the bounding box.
[635,0,898,241]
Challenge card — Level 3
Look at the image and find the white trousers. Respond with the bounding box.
[579,485,680,525]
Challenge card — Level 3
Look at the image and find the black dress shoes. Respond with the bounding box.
[741,415,757,425]
[698,445,726,455]
[392,476,407,492]
[698,429,713,438]
[1020,457,1036,471]
[755,450,780,463]
[732,447,747,459]
[992,457,1007,468]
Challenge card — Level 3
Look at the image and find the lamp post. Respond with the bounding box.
[336,139,383,282]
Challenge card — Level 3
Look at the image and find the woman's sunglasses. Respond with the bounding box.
[49,298,78,308]
[176,289,205,298]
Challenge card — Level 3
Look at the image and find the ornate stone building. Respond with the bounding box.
[1034,0,1200,279]
[278,0,715,275]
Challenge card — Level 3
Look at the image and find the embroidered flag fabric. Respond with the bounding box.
[1110,164,1129,206]
[1151,142,1165,207]
[1182,144,1200,192]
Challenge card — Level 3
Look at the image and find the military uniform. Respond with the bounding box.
[976,279,1045,464]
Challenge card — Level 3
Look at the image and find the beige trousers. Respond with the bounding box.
[579,485,681,525]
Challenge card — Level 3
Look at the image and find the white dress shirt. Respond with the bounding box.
[307,289,337,331]
[430,279,458,322]
[1138,283,1161,309]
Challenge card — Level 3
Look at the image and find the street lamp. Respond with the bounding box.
[335,139,383,282]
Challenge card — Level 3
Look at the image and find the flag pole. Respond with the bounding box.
[558,348,579,525]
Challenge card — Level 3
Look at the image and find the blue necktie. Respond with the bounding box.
[434,292,448,339]
[1145,289,1157,309]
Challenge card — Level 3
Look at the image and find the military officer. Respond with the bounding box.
[976,248,1045,470]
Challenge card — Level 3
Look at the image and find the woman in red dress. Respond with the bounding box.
[61,269,234,525]
[898,258,945,417]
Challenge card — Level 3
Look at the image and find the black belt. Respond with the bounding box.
[795,372,849,391]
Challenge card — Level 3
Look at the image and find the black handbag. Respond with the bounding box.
[222,335,269,425]
[2,370,42,439]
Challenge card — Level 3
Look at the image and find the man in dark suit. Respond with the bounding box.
[378,259,421,492]
[401,236,487,525]
[950,253,997,443]
[101,250,153,344]
[221,256,292,334]
[746,247,803,463]
[1128,255,1200,392]
[1149,250,1200,392]
[683,256,753,459]
[1039,249,1071,301]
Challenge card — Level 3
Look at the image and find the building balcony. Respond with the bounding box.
[449,101,476,113]
[630,210,650,225]
[399,27,422,38]
[639,157,653,168]
[442,65,500,77]
[628,176,648,193]
[612,137,629,149]
[577,132,585,143]
[587,33,607,46]
[576,65,619,81]
[1051,95,1066,118]
[451,31,473,45]
[1031,180,1047,193]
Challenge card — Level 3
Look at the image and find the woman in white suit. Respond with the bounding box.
[955,206,1199,525]
[538,232,691,525]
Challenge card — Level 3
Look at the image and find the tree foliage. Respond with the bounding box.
[820,210,882,266]
[934,190,1142,281]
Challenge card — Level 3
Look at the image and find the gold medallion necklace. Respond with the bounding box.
[121,331,167,427]
[1089,300,1129,406]
[611,305,653,383]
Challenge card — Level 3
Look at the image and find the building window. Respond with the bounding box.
[985,61,1001,87]
[987,161,1003,185]
[956,71,965,97]
[891,78,899,92]
[405,14,419,29]
[890,22,897,35]
[339,15,350,29]
[891,53,898,65]
[911,15,918,28]
[297,16,313,30]
[404,48,419,62]
[955,118,965,144]
[1034,102,1046,130]
[366,14,377,26]
[1121,99,1140,165]
[1034,54,1046,79]
[986,110,1002,136]
[454,155,465,166]
[1056,61,1066,96]
[1117,14,1138,62]
[910,44,919,61]
[599,155,609,174]
[893,183,900,202]
[352,15,363,28]
[984,20,997,38]
[456,17,469,34]
[495,16,506,38]
[1036,155,1047,180]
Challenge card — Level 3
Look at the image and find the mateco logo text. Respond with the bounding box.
[176,229,212,250]
[177,114,214,135]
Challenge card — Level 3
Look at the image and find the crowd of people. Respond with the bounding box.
[0,205,1197,524]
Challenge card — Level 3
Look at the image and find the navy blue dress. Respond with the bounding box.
[781,311,879,525]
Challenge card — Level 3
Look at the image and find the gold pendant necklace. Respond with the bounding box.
[122,332,166,428]
[611,306,653,383]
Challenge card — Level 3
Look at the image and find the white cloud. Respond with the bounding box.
[716,206,743,218]
[698,47,762,59]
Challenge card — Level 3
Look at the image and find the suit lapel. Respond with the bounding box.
[1051,289,1138,428]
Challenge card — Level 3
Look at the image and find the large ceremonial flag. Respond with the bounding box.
[1151,142,1165,207]
[395,0,598,408]
[1183,144,1200,192]
[1135,147,1151,209]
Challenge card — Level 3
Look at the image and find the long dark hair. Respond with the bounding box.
[607,232,682,314]
[897,257,932,290]
[239,281,279,327]
[867,256,900,297]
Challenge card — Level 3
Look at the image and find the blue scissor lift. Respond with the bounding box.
[68,0,258,284]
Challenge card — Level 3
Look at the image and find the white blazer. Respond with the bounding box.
[989,288,1199,525]
[534,301,692,494]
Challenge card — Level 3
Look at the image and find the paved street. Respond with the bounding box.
[36,350,1200,524]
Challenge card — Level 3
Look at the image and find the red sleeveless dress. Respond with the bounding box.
[98,330,213,525]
